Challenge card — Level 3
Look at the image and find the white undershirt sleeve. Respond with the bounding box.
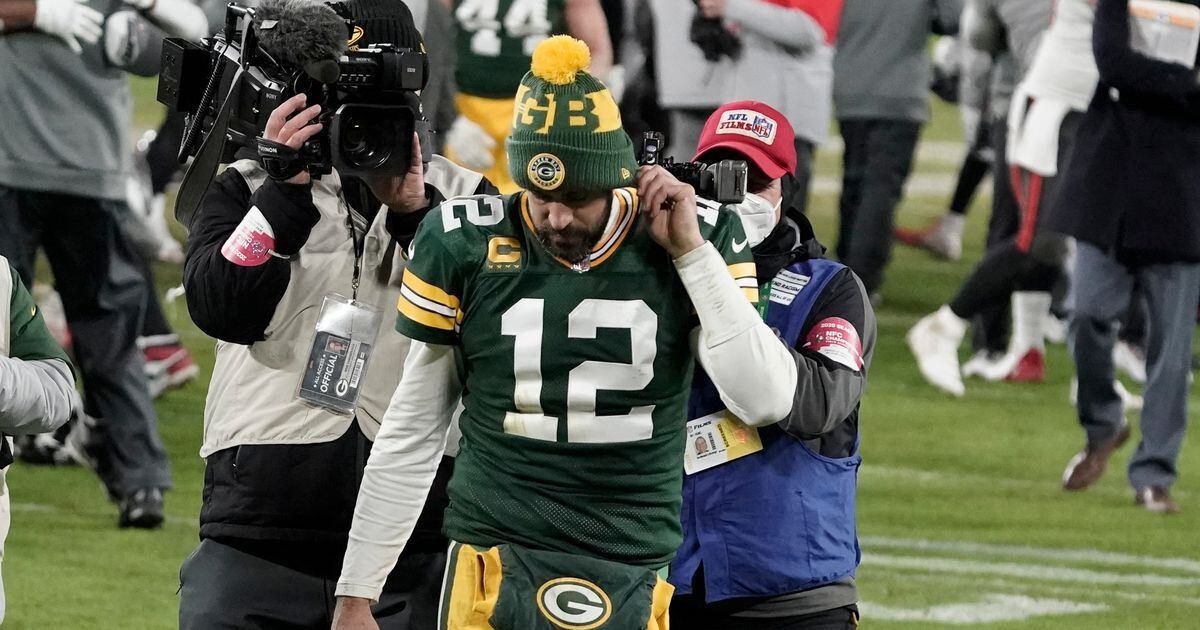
[335,341,462,602]
[674,243,797,427]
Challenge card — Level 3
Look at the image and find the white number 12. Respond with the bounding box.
[500,298,657,444]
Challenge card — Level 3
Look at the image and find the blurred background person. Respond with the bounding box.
[0,0,208,527]
[832,0,963,302]
[648,0,730,158]
[906,0,1058,397]
[895,35,996,262]
[0,254,78,624]
[1049,0,1200,513]
[690,0,842,214]
[444,0,614,192]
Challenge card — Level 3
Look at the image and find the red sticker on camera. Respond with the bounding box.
[221,206,276,267]
[803,317,863,371]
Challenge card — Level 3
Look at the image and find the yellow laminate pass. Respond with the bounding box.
[683,410,764,475]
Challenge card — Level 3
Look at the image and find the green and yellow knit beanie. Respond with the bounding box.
[507,36,637,195]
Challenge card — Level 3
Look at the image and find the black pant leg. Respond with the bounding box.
[0,186,44,286]
[792,139,816,215]
[986,117,1020,248]
[949,151,991,216]
[31,191,171,496]
[180,539,330,630]
[148,112,187,195]
[836,120,870,262]
[138,255,176,340]
[373,551,450,630]
[840,119,921,293]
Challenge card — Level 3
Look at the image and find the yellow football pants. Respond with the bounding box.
[438,542,673,630]
[451,94,520,194]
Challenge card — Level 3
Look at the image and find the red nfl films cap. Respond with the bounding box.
[694,101,797,179]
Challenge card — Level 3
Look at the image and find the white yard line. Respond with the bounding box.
[812,173,958,198]
[869,571,1200,608]
[11,501,196,528]
[860,594,1107,624]
[865,553,1200,587]
[820,138,968,166]
[863,536,1200,575]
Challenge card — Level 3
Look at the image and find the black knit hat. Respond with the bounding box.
[345,0,427,89]
[346,0,423,51]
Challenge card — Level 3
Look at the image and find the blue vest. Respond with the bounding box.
[669,258,861,602]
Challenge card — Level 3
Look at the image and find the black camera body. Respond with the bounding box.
[158,1,430,180]
[637,131,747,204]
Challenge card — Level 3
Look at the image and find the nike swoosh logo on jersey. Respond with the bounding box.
[732,238,748,253]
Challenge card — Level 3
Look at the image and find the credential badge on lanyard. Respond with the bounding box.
[296,294,382,414]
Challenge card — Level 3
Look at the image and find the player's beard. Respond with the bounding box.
[536,220,606,265]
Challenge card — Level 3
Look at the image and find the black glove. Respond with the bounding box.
[690,15,741,62]
[256,137,306,181]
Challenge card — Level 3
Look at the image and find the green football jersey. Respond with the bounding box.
[396,189,756,568]
[453,0,567,98]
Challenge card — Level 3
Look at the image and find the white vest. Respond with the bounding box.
[200,157,482,457]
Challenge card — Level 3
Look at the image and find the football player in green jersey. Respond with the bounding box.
[443,0,613,193]
[333,37,796,630]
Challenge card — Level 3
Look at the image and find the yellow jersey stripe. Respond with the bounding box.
[728,262,756,280]
[398,295,456,331]
[402,269,460,310]
[742,287,760,303]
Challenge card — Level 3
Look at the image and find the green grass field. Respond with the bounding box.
[2,78,1198,629]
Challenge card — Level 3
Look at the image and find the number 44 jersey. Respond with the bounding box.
[397,189,756,568]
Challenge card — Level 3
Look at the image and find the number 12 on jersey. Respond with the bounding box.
[501,298,658,444]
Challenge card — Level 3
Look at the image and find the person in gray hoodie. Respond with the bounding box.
[693,0,843,213]
[833,0,963,298]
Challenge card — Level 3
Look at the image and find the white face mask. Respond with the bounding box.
[735,192,781,248]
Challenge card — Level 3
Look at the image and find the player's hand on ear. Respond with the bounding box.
[638,165,705,259]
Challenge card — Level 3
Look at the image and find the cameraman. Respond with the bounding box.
[177,1,495,628]
[671,102,875,629]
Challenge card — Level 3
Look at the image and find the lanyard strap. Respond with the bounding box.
[347,214,364,300]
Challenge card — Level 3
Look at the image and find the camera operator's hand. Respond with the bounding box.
[34,0,104,54]
[638,165,705,259]
[365,133,428,214]
[331,597,378,630]
[261,94,324,185]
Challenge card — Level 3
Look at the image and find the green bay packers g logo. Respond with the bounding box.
[528,153,566,191]
[536,577,612,630]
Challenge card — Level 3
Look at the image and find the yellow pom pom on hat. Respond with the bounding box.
[507,36,637,195]
[530,35,592,85]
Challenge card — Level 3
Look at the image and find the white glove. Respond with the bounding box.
[446,115,496,172]
[34,0,104,54]
[604,64,626,104]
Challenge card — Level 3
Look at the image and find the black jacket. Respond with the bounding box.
[184,166,495,578]
[1049,0,1200,264]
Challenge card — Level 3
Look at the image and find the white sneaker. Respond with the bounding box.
[1113,341,1147,384]
[908,305,967,396]
[962,350,1010,381]
[1069,378,1143,413]
[922,214,964,261]
[1043,313,1067,345]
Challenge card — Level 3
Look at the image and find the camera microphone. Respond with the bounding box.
[254,0,347,83]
